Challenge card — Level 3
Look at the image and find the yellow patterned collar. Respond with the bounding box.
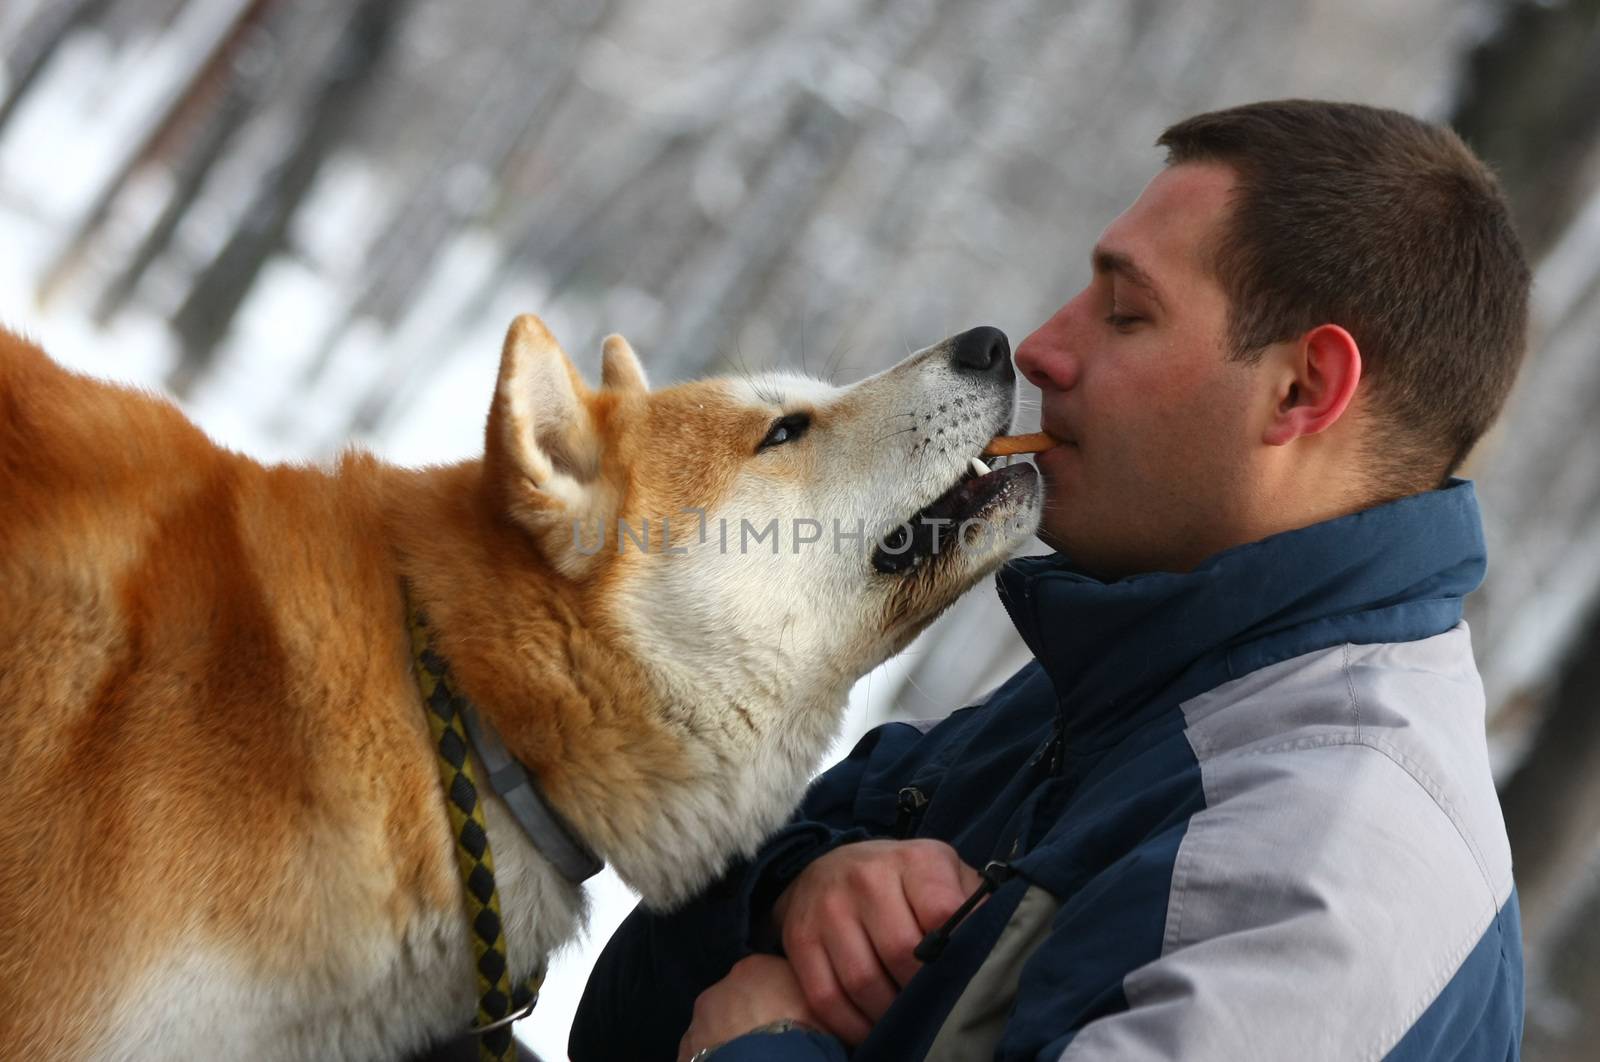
[406,591,558,1060]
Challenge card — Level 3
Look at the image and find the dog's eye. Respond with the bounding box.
[758,413,811,452]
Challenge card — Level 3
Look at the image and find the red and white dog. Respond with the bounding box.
[0,315,1039,1059]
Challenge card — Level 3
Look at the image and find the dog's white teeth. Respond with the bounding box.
[968,457,988,478]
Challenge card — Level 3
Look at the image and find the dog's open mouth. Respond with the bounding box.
[872,457,1040,574]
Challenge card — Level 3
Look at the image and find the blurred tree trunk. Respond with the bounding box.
[0,0,117,136]
[1449,2,1600,1057]
[1451,0,1600,255]
[168,0,410,392]
[331,0,619,438]
[1499,589,1600,1059]
[88,0,287,324]
[1521,846,1600,1062]
[36,0,278,310]
[1502,598,1600,929]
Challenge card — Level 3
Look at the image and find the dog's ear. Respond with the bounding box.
[484,315,611,550]
[601,333,649,393]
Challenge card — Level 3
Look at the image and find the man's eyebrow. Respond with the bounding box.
[1092,247,1164,307]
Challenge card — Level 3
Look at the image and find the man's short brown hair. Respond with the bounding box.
[1157,100,1530,492]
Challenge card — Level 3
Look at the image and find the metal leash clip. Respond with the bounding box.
[468,992,538,1036]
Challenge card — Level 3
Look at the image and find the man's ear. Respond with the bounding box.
[1262,324,1362,446]
[484,314,608,536]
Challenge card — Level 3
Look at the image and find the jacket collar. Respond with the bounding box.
[996,479,1487,749]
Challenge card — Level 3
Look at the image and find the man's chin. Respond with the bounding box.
[1033,460,1076,553]
[1034,514,1127,580]
[1035,522,1069,555]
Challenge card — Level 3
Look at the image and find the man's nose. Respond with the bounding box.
[948,326,1014,384]
[1014,313,1079,392]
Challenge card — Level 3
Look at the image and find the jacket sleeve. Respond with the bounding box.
[1029,894,1518,1062]
[568,720,934,1062]
[1002,742,1517,1062]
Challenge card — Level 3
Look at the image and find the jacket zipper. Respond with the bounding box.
[894,785,929,838]
[914,859,1015,963]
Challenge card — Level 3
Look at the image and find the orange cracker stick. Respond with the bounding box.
[982,431,1056,457]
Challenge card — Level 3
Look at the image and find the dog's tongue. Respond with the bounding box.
[929,462,1033,522]
[873,463,1037,574]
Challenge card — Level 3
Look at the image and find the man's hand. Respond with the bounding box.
[771,839,984,1044]
[677,954,821,1062]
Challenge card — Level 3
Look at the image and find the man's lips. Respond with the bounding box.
[1039,423,1077,448]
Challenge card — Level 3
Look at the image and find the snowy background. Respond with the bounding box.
[5,1,1600,1059]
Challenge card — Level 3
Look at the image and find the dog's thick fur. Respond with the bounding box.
[0,315,1040,1059]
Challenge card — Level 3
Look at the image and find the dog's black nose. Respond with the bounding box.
[949,326,1013,381]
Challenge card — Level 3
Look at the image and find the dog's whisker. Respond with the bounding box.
[823,336,853,384]
[902,668,939,712]
[799,304,810,378]
[870,426,918,445]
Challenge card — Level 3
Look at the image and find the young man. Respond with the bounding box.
[569,100,1531,1061]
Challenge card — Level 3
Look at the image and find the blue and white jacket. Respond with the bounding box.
[570,480,1523,1061]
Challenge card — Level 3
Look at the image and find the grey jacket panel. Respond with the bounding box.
[925,885,1059,1062]
[1054,626,1513,1061]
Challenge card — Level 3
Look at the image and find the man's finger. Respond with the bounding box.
[821,917,900,1022]
[956,858,985,897]
[860,880,931,988]
[787,927,875,1044]
[901,848,984,933]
